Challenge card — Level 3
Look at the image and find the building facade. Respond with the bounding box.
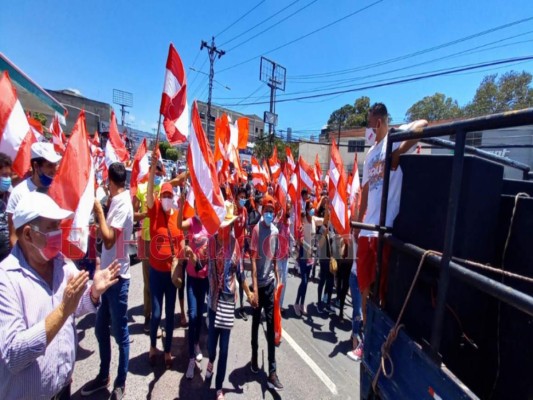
[196,101,265,147]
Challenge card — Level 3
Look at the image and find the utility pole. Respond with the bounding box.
[260,57,286,150]
[200,37,225,141]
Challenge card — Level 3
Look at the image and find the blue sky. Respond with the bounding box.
[1,0,532,140]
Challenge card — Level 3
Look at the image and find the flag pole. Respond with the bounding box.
[154,114,162,156]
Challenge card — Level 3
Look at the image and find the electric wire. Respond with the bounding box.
[217,55,533,106]
[226,0,320,52]
[214,0,266,39]
[217,0,384,73]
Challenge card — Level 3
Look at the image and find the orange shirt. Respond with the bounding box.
[147,199,183,272]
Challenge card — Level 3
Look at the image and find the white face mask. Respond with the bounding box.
[365,127,376,146]
[161,198,173,212]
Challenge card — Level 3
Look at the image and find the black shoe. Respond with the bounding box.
[143,319,150,334]
[325,305,336,316]
[281,308,287,318]
[239,307,248,321]
[250,355,259,374]
[110,386,125,400]
[317,302,325,314]
[81,376,109,396]
[267,372,284,391]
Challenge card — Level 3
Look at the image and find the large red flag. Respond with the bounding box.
[348,154,361,219]
[187,101,226,235]
[105,111,129,167]
[160,43,189,144]
[214,114,230,163]
[328,139,349,235]
[49,111,95,259]
[285,146,296,174]
[0,71,36,177]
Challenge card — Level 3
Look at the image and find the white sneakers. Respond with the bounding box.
[195,344,203,362]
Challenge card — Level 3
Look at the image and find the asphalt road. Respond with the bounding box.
[71,259,360,400]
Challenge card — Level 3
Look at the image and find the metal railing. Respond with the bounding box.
[361,108,533,362]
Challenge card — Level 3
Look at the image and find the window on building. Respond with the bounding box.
[255,127,258,133]
[348,139,365,153]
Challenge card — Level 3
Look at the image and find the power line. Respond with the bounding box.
[215,0,266,38]
[288,15,533,79]
[219,0,302,47]
[218,0,384,73]
[214,34,533,102]
[226,0,320,52]
[188,58,208,95]
[218,55,533,106]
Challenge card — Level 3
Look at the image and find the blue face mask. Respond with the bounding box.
[38,171,54,187]
[263,212,274,225]
[239,198,246,208]
[0,176,11,192]
[309,209,315,217]
[154,176,163,186]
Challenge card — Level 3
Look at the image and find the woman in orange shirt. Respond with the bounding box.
[146,156,184,369]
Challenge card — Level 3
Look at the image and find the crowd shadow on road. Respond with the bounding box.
[228,358,282,400]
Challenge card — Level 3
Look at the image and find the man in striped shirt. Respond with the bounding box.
[0,192,120,399]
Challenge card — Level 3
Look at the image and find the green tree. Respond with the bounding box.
[253,135,298,162]
[327,96,372,131]
[31,112,48,126]
[158,141,171,158]
[165,148,179,161]
[463,71,533,117]
[405,93,462,122]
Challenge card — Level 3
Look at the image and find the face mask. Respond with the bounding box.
[0,176,11,192]
[365,127,376,146]
[31,228,62,261]
[238,198,246,208]
[38,170,54,187]
[309,209,315,217]
[161,198,173,212]
[263,212,274,226]
[154,176,163,186]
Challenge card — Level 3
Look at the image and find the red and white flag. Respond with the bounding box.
[285,146,296,174]
[228,144,246,182]
[105,111,129,167]
[287,163,301,234]
[269,146,281,181]
[129,138,149,197]
[0,71,36,177]
[49,114,67,154]
[276,165,288,212]
[92,130,101,146]
[251,156,267,193]
[214,114,230,163]
[348,154,361,218]
[183,186,196,219]
[328,139,349,235]
[28,117,46,143]
[228,116,249,150]
[187,101,226,235]
[160,43,189,144]
[48,111,95,259]
[298,156,315,192]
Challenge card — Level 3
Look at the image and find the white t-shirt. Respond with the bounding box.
[361,125,415,237]
[100,190,134,279]
[6,178,37,215]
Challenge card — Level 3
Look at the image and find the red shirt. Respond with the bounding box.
[147,199,184,272]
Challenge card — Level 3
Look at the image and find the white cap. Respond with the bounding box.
[30,142,62,163]
[13,192,73,229]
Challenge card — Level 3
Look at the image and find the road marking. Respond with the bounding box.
[282,328,338,395]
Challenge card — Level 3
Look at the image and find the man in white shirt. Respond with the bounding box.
[355,103,427,331]
[6,142,61,247]
[0,192,119,399]
[81,162,134,400]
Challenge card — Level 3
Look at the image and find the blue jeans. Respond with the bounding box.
[278,257,289,308]
[149,267,177,353]
[318,258,334,306]
[95,277,130,388]
[295,257,311,306]
[187,275,208,358]
[208,308,231,391]
[349,269,363,339]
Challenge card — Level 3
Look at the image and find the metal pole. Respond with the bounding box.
[429,129,466,361]
[201,37,225,144]
[268,64,276,136]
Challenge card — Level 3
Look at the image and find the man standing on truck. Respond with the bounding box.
[354,102,427,359]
